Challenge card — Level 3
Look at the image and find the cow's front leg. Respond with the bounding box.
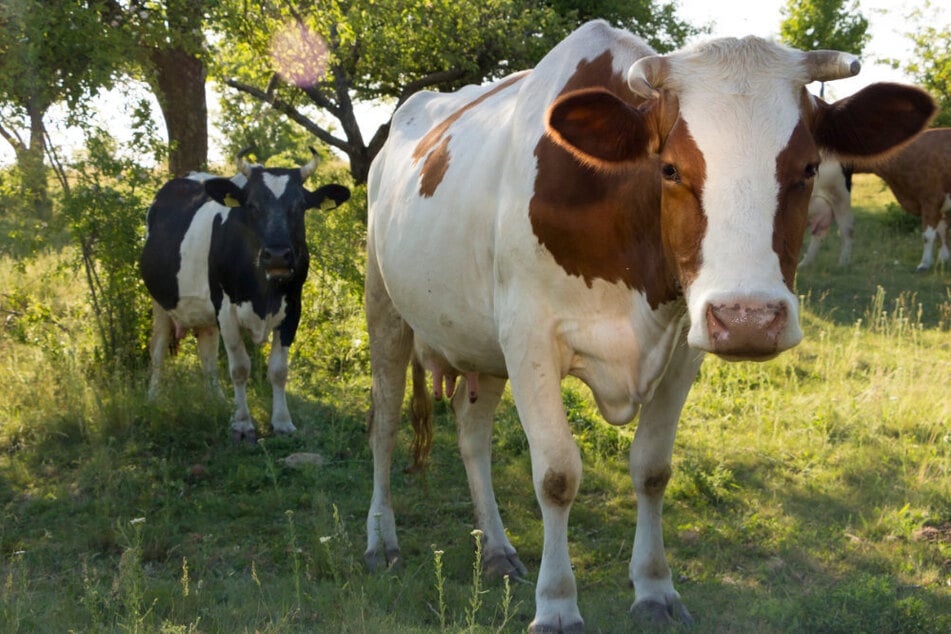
[218,311,256,443]
[267,334,295,435]
[506,345,583,633]
[452,374,527,580]
[629,337,703,624]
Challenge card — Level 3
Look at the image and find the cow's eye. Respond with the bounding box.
[661,163,680,183]
[804,163,818,179]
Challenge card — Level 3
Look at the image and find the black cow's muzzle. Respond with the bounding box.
[260,247,295,281]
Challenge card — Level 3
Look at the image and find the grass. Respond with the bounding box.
[0,172,949,632]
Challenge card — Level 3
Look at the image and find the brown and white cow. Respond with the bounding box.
[364,21,934,631]
[800,151,855,267]
[857,127,951,271]
[802,129,951,271]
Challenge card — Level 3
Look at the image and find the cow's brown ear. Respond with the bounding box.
[546,88,652,169]
[813,83,936,159]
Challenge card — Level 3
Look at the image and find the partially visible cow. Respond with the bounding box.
[141,148,350,442]
[364,20,935,631]
[801,128,951,271]
[800,152,855,267]
[858,127,951,271]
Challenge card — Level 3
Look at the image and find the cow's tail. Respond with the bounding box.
[406,353,434,476]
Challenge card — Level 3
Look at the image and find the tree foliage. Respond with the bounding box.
[779,0,870,54]
[893,2,951,127]
[0,0,123,218]
[100,0,212,175]
[211,0,699,184]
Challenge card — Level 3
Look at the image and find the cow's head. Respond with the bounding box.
[204,147,351,282]
[546,38,935,360]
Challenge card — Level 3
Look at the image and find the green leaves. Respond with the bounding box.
[779,0,870,56]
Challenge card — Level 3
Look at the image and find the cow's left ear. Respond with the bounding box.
[307,184,351,211]
[813,83,936,158]
[204,178,247,208]
[546,88,653,169]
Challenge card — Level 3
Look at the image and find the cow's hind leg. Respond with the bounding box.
[364,253,413,571]
[629,337,703,625]
[267,333,296,435]
[147,300,174,399]
[218,310,256,443]
[195,325,223,397]
[833,200,854,267]
[452,374,527,580]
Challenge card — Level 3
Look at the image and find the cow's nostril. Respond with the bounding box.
[261,247,293,266]
[705,302,788,358]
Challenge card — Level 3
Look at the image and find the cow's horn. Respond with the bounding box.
[236,146,255,177]
[804,50,861,83]
[300,146,319,180]
[627,56,667,99]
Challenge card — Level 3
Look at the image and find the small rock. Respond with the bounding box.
[281,452,326,468]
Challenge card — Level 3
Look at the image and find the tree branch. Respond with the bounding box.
[223,78,352,155]
[0,120,25,154]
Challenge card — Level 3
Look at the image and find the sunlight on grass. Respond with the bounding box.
[1,173,949,632]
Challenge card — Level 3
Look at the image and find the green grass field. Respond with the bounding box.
[1,173,949,632]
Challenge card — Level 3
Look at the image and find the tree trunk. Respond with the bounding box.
[17,103,51,220]
[148,48,208,176]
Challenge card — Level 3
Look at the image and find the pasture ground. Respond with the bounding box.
[1,173,949,632]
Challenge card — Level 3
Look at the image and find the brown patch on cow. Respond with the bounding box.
[773,120,818,290]
[530,51,682,308]
[418,136,451,198]
[412,73,527,197]
[658,118,707,290]
[542,468,577,507]
[641,465,672,497]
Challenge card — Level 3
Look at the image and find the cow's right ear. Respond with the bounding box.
[813,83,936,159]
[307,184,351,211]
[546,88,652,169]
[204,178,247,208]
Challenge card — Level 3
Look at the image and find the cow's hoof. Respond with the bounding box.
[230,427,257,445]
[483,552,529,581]
[528,619,584,633]
[365,548,401,573]
[271,424,297,436]
[631,598,694,625]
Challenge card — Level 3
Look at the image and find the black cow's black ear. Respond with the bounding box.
[204,178,246,207]
[308,184,351,211]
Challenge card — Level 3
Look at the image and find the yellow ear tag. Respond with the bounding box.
[320,198,338,211]
[223,193,241,207]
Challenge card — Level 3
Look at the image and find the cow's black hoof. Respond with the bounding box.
[631,598,694,625]
[483,552,529,581]
[230,428,257,445]
[365,548,401,573]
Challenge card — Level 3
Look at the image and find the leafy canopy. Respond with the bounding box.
[779,0,869,55]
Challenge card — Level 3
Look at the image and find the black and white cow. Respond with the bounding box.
[140,148,350,442]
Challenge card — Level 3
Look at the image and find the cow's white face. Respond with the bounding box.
[659,40,817,358]
[545,36,934,361]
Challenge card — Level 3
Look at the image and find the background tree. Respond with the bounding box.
[779,0,870,97]
[101,0,211,176]
[891,2,950,127]
[0,0,121,219]
[212,0,699,184]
